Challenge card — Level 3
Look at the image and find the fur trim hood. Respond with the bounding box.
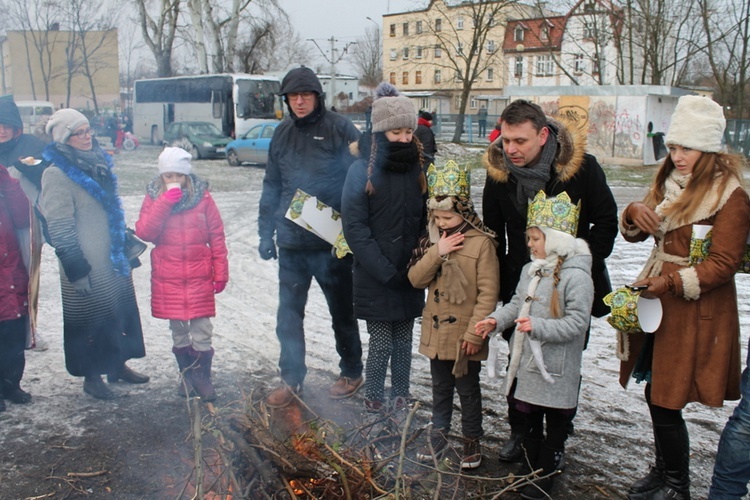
[483,116,587,183]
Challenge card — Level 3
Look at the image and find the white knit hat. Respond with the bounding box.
[665,95,726,153]
[158,147,193,175]
[45,109,89,144]
[371,82,417,133]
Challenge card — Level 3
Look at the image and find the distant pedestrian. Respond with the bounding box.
[477,105,488,138]
[258,67,363,408]
[342,82,426,413]
[135,147,229,402]
[488,118,502,143]
[414,110,437,166]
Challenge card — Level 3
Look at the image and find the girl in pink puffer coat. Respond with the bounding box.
[135,147,228,402]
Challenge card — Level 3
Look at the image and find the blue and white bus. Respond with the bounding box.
[133,73,282,144]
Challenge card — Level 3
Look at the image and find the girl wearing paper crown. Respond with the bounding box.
[619,95,750,500]
[135,146,229,402]
[342,82,427,413]
[476,191,593,499]
[407,160,499,470]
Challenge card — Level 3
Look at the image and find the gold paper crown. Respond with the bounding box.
[426,160,471,198]
[526,191,581,236]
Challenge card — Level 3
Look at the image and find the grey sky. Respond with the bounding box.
[280,0,423,73]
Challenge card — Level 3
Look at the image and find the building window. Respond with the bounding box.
[514,56,524,77]
[416,21,423,34]
[457,17,464,30]
[403,22,409,36]
[454,96,462,109]
[420,98,429,110]
[403,47,409,59]
[514,27,524,42]
[435,18,442,32]
[574,53,585,73]
[536,54,554,76]
[457,42,464,55]
[416,46,423,58]
[486,67,494,81]
[583,22,596,39]
[592,54,602,74]
[584,0,596,13]
[390,49,397,61]
[487,40,496,53]
[389,72,396,84]
[434,45,442,58]
[454,70,462,82]
[541,27,549,42]
[434,69,442,83]
[416,70,422,84]
[403,72,409,85]
[470,97,477,109]
[390,24,396,37]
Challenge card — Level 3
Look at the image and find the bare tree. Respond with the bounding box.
[410,0,521,142]
[135,0,181,77]
[698,0,750,120]
[352,25,382,88]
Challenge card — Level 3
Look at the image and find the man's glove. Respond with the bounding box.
[72,275,92,296]
[213,281,227,294]
[163,188,182,204]
[258,239,277,260]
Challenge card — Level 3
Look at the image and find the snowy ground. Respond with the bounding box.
[1,144,748,499]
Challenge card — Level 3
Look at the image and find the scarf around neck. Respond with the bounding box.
[504,126,558,213]
[43,142,131,276]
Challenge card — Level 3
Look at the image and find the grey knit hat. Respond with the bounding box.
[371,82,417,133]
[665,95,726,153]
[46,108,89,144]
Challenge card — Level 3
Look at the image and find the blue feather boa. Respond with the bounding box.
[42,143,131,276]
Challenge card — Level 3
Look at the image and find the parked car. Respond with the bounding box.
[226,122,279,166]
[163,121,231,159]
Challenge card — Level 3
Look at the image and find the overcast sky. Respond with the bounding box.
[280,0,425,73]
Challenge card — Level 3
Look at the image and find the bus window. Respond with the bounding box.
[237,80,278,119]
[212,90,223,119]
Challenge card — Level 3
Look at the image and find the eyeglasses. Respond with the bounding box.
[287,91,316,101]
[69,128,95,138]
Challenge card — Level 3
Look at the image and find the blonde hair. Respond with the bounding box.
[643,151,745,224]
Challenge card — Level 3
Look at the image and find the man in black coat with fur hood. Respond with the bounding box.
[258,67,363,409]
[482,99,618,467]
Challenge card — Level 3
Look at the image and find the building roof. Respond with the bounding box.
[503,16,566,54]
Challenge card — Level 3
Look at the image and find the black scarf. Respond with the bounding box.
[377,134,420,173]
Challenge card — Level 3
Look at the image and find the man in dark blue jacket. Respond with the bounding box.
[258,67,363,408]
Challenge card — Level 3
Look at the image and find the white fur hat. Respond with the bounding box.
[46,109,89,144]
[665,95,726,153]
[158,147,193,175]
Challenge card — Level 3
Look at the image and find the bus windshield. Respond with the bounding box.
[236,79,279,119]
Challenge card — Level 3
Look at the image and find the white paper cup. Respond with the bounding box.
[166,182,181,190]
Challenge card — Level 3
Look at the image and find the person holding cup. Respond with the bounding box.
[135,147,228,401]
[619,95,750,500]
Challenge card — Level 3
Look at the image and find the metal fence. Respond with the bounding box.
[344,113,499,145]
[726,120,750,157]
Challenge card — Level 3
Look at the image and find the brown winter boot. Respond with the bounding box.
[172,346,197,397]
[189,347,216,402]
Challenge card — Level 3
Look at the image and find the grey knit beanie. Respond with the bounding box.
[665,95,726,153]
[371,82,417,133]
[46,108,89,144]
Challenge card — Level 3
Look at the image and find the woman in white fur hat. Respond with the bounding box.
[135,147,228,402]
[38,108,149,400]
[619,95,750,500]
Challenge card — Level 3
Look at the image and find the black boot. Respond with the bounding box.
[516,436,543,477]
[650,423,691,500]
[83,375,116,400]
[499,403,528,462]
[520,442,564,499]
[189,347,216,402]
[628,425,665,499]
[172,346,197,397]
[2,348,31,404]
